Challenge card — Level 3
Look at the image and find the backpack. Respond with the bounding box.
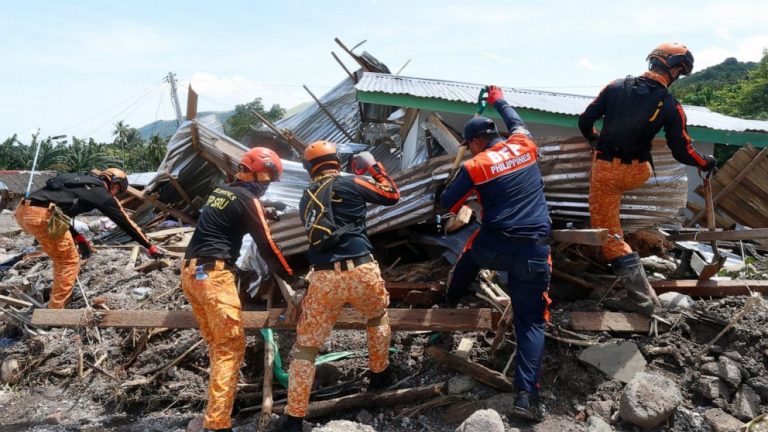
[45,173,105,191]
[301,176,359,251]
[601,76,668,160]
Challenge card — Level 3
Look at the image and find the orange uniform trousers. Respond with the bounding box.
[181,260,246,430]
[589,157,652,260]
[14,202,80,309]
[286,260,391,418]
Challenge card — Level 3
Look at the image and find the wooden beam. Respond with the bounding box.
[0,294,33,308]
[32,308,497,332]
[145,227,195,240]
[667,228,768,242]
[331,51,356,83]
[251,110,306,153]
[163,172,194,209]
[425,346,514,392]
[652,279,768,297]
[570,312,651,333]
[552,229,609,246]
[125,186,197,226]
[274,383,445,419]
[186,85,198,120]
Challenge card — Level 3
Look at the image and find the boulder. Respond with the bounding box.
[1,358,22,384]
[674,407,712,431]
[586,400,614,420]
[703,408,743,432]
[455,409,504,432]
[619,372,682,429]
[658,291,696,310]
[731,385,760,421]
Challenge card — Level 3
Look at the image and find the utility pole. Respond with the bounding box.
[167,72,183,126]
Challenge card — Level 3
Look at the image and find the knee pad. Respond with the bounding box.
[367,313,389,328]
[294,345,319,362]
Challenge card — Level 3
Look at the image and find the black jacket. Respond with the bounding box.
[29,173,150,248]
[299,169,399,265]
[579,74,710,168]
[185,182,293,279]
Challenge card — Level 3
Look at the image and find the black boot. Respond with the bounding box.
[275,414,303,432]
[605,252,657,316]
[368,366,394,391]
[512,390,547,422]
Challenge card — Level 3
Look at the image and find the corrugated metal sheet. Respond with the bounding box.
[0,171,56,193]
[273,77,360,144]
[356,73,768,133]
[539,137,688,230]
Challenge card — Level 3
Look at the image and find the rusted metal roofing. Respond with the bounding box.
[356,73,768,133]
[0,171,56,194]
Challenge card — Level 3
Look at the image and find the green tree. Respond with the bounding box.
[147,134,167,169]
[12,134,69,171]
[710,50,768,120]
[0,135,25,169]
[225,98,285,141]
[57,137,116,173]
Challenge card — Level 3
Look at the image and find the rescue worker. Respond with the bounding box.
[14,168,162,309]
[442,85,551,421]
[277,141,400,431]
[578,43,716,315]
[181,147,296,432]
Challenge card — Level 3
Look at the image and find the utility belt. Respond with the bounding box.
[595,151,649,165]
[312,254,374,272]
[21,199,71,238]
[183,257,234,272]
[486,229,551,246]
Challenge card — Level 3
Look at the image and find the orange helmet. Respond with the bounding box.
[303,140,339,174]
[100,167,128,193]
[647,42,694,75]
[240,147,283,181]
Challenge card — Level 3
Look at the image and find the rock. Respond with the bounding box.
[578,341,646,383]
[448,375,476,395]
[314,420,376,432]
[355,409,372,424]
[482,393,516,417]
[747,376,768,403]
[314,363,342,388]
[619,372,682,429]
[1,358,22,384]
[0,390,14,405]
[455,409,504,432]
[130,287,152,301]
[185,416,204,432]
[722,351,743,362]
[701,357,743,388]
[731,385,760,421]
[587,400,614,420]
[694,375,731,401]
[532,417,587,431]
[587,415,613,432]
[674,407,712,431]
[704,408,744,432]
[658,291,696,309]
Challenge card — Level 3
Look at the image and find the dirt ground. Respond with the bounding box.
[2,211,767,431]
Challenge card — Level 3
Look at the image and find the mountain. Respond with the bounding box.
[137,110,234,140]
[670,57,757,106]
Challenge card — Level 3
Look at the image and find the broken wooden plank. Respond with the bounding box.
[146,227,195,240]
[651,279,768,297]
[668,228,768,242]
[425,346,514,392]
[446,205,473,233]
[32,308,497,332]
[0,294,33,308]
[455,338,474,360]
[274,383,445,419]
[133,258,172,273]
[552,229,609,246]
[570,312,651,333]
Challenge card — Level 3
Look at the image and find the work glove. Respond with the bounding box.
[264,206,280,222]
[351,151,377,175]
[486,85,504,106]
[147,244,165,259]
[702,155,717,178]
[73,233,93,259]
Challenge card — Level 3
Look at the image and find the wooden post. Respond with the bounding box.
[302,85,355,142]
[425,346,514,392]
[331,51,356,83]
[260,286,275,428]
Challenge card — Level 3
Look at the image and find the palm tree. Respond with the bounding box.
[58,137,116,173]
[15,135,69,171]
[0,135,25,169]
[147,134,167,170]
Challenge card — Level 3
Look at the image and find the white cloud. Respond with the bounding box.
[715,27,733,42]
[696,34,768,69]
[186,72,311,111]
[481,52,514,65]
[577,58,604,71]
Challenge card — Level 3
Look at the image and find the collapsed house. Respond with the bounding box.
[3,40,768,431]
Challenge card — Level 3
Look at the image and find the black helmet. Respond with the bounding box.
[461,116,498,145]
[647,42,694,75]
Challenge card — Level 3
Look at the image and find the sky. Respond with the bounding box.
[1,0,767,144]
